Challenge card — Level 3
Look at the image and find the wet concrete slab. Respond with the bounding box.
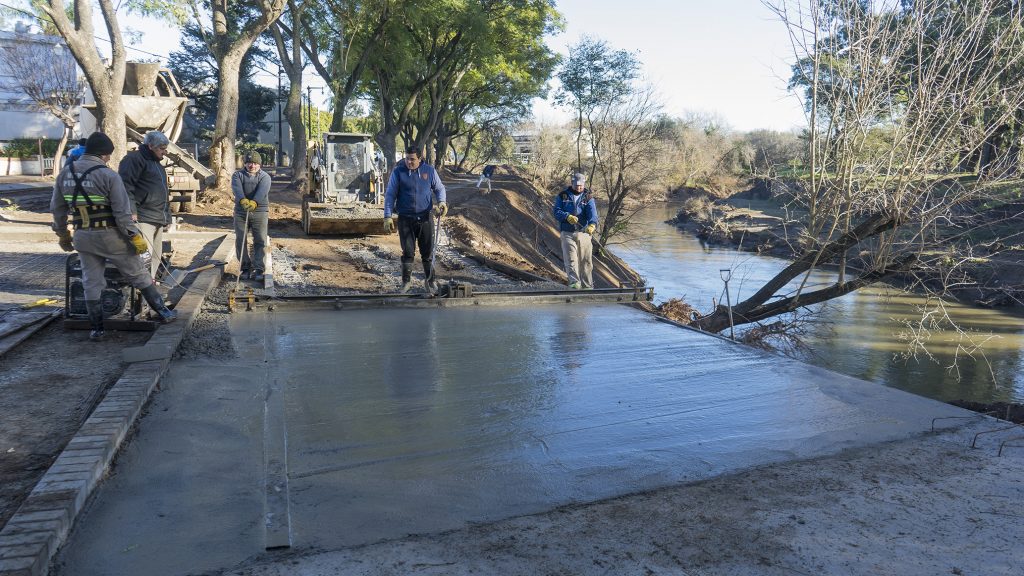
[55,304,974,575]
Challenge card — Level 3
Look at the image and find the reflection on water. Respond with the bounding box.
[618,204,1024,404]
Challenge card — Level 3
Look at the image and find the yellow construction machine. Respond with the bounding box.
[302,132,389,235]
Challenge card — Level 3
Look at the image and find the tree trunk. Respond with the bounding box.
[42,0,127,163]
[210,51,245,191]
[272,10,308,192]
[286,82,306,191]
[52,125,72,177]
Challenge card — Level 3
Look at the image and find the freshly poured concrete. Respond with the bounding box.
[55,304,975,575]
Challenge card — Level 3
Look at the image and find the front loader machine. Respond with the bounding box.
[303,133,389,235]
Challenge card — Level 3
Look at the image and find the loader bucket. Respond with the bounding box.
[302,199,395,236]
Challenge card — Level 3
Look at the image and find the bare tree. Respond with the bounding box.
[39,0,127,162]
[692,0,1024,335]
[0,33,85,172]
[588,84,670,246]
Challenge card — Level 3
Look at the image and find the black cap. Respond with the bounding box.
[85,132,114,156]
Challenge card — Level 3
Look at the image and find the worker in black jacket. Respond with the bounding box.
[118,130,171,280]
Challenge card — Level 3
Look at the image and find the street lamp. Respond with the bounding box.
[306,86,324,139]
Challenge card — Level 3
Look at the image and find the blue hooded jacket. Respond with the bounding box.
[384,162,446,218]
[552,186,598,233]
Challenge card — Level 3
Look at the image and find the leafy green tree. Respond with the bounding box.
[554,36,639,172]
[184,0,285,191]
[168,22,275,146]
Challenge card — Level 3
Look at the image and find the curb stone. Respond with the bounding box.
[0,234,232,576]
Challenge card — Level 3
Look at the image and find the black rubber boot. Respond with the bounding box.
[400,263,414,293]
[85,300,105,341]
[423,261,439,295]
[140,284,177,324]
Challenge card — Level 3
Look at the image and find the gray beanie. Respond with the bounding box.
[571,172,586,186]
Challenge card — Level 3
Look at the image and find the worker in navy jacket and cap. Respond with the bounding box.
[552,172,599,289]
[383,145,447,293]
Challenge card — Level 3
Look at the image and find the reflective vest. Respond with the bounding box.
[64,162,115,229]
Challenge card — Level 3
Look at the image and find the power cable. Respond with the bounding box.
[0,3,172,61]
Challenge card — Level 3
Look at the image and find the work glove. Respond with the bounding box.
[383,216,395,233]
[433,202,448,218]
[56,230,74,252]
[241,199,257,211]
[566,214,579,225]
[585,224,596,235]
[129,233,149,255]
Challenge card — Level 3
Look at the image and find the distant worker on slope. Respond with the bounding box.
[119,130,171,281]
[50,132,177,341]
[477,164,495,193]
[383,145,448,293]
[552,172,599,289]
[232,151,272,282]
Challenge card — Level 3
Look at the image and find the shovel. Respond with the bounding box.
[426,211,442,295]
[167,261,225,286]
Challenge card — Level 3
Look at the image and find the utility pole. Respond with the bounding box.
[306,86,324,140]
[306,85,312,139]
[277,64,283,166]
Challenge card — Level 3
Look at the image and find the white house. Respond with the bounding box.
[0,25,83,140]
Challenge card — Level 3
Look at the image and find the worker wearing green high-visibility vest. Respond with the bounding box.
[50,132,177,341]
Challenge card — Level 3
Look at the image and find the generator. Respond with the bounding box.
[64,254,154,331]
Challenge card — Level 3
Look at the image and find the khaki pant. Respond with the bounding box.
[560,231,593,288]
[72,228,153,300]
[137,222,163,279]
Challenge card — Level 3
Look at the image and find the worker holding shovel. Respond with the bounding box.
[383,145,447,293]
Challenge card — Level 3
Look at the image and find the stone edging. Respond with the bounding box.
[0,234,232,576]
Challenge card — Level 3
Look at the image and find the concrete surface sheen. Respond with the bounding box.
[55,304,972,575]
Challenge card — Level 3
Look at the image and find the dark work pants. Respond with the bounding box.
[397,213,434,267]
[234,210,269,272]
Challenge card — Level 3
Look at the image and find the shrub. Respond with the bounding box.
[1,138,61,158]
[237,142,277,165]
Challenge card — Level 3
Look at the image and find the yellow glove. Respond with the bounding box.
[433,202,448,218]
[383,217,396,233]
[129,233,148,254]
[566,214,579,225]
[585,223,596,235]
[241,199,256,211]
[56,230,74,252]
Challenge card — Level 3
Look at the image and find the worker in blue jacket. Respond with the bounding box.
[383,145,447,293]
[552,172,599,289]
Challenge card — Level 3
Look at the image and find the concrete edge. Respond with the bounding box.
[0,234,232,576]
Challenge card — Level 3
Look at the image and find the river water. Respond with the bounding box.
[617,204,1024,404]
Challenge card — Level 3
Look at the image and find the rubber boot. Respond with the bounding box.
[400,262,414,293]
[140,284,177,324]
[423,261,439,295]
[85,300,105,341]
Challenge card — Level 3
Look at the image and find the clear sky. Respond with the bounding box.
[28,0,809,133]
[537,0,809,132]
